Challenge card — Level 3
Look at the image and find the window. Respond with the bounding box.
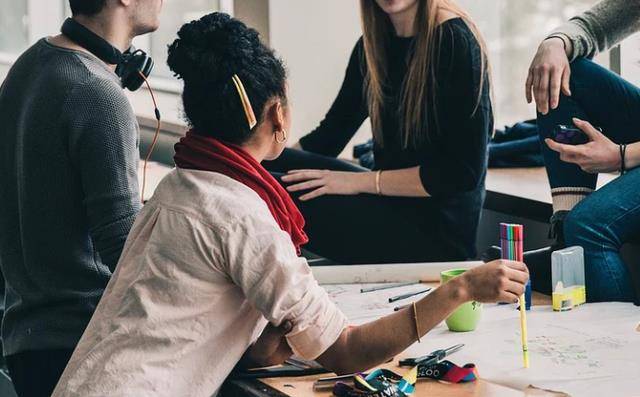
[0,0,29,56]
[0,0,231,76]
[460,0,600,125]
[0,0,67,62]
[620,33,640,86]
[140,0,232,81]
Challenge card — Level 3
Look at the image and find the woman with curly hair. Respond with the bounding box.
[51,13,527,397]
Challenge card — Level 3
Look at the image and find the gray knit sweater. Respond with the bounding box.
[550,0,640,61]
[0,39,141,355]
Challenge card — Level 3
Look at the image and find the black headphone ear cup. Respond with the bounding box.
[140,57,154,80]
[118,52,154,91]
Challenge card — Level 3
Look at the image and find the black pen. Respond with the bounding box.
[388,288,432,303]
[399,344,465,367]
[313,373,356,391]
[360,281,419,293]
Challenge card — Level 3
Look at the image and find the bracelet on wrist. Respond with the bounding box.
[620,144,627,175]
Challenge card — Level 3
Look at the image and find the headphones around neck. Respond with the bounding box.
[61,18,154,91]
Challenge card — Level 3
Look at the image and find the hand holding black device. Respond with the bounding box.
[551,124,590,145]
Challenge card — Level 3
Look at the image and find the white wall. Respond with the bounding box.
[1,0,626,150]
[621,33,640,86]
[267,0,601,155]
[269,0,372,157]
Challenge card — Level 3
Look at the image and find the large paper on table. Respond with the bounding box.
[313,261,481,284]
[324,284,640,397]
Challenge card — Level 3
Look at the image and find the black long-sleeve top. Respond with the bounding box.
[299,18,493,260]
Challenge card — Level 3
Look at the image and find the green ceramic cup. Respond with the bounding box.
[441,269,482,332]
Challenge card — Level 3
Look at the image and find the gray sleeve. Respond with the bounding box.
[65,78,142,272]
[549,0,640,61]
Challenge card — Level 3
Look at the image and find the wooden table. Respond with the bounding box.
[223,292,564,397]
[484,167,616,222]
[139,164,596,396]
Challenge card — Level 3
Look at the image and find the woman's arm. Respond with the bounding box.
[238,321,293,368]
[416,23,491,198]
[282,167,427,201]
[545,117,640,173]
[224,213,528,374]
[316,260,529,374]
[284,25,490,201]
[548,0,640,62]
[527,0,640,114]
[626,142,640,170]
[296,39,368,157]
[369,167,428,197]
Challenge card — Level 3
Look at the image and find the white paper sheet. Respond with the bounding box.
[324,283,434,324]
[324,283,640,397]
[314,262,481,284]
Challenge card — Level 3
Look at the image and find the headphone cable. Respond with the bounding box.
[139,71,161,204]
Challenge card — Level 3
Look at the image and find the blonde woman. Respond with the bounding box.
[266,0,492,264]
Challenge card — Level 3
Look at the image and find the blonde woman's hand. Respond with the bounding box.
[526,37,572,115]
[282,169,373,201]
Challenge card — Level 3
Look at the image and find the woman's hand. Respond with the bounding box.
[458,260,529,304]
[525,37,572,115]
[281,170,373,201]
[545,118,621,174]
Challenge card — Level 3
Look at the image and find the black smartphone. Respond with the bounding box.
[551,124,590,145]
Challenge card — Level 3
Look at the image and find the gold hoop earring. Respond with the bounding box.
[275,129,288,144]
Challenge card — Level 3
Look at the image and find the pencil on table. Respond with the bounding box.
[519,294,529,368]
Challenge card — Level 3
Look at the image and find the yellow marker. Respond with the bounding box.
[519,294,529,368]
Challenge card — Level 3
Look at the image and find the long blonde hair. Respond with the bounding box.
[360,0,490,148]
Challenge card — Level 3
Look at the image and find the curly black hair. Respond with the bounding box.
[167,12,287,144]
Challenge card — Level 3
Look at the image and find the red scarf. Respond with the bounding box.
[174,130,308,254]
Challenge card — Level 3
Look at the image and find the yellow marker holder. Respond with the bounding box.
[552,285,586,312]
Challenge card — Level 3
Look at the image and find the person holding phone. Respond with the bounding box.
[265,0,493,265]
[525,0,640,301]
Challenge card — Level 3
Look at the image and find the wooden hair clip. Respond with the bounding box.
[231,74,257,129]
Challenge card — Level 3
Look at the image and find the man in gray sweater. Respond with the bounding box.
[0,0,162,395]
[525,0,640,302]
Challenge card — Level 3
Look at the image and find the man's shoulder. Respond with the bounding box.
[9,39,128,108]
[65,73,129,111]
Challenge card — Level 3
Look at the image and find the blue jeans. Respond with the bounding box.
[538,59,640,302]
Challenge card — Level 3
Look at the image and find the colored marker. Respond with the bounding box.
[500,223,529,368]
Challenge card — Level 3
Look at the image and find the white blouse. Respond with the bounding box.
[52,168,347,397]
